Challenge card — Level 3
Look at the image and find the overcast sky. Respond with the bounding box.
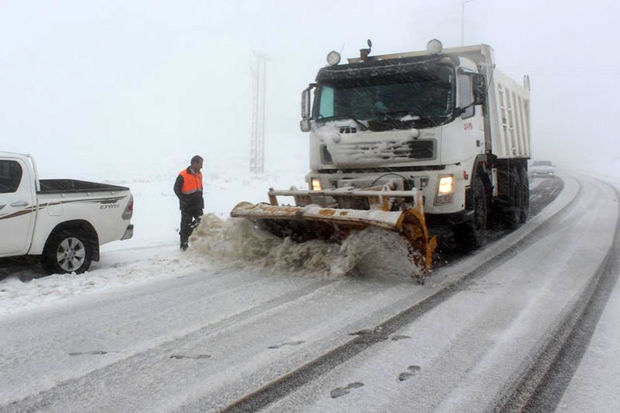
[1,0,619,178]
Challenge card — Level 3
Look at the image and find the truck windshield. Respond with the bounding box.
[316,65,454,127]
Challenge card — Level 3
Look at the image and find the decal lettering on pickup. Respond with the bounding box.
[0,207,35,220]
[0,196,127,220]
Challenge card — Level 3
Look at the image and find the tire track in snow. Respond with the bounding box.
[0,277,333,409]
[220,177,583,413]
[0,178,572,412]
[497,182,620,412]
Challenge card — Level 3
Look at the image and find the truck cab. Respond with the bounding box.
[300,40,531,247]
[0,154,37,256]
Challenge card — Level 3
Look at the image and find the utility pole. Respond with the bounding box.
[250,52,267,174]
[461,0,474,46]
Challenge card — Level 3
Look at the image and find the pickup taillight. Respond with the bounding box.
[122,195,134,220]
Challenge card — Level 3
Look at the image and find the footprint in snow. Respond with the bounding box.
[398,365,421,381]
[169,354,211,360]
[267,341,304,349]
[68,351,108,356]
[349,329,389,343]
[330,382,364,399]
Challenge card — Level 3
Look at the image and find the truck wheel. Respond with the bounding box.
[453,176,488,250]
[41,231,93,274]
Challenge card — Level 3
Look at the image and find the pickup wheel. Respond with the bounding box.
[41,231,93,274]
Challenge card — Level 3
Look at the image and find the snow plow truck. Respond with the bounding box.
[232,40,531,281]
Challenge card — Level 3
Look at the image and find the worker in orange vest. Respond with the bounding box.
[173,155,204,250]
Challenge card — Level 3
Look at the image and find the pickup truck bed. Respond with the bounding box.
[39,179,129,194]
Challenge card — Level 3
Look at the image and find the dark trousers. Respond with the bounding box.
[180,208,202,245]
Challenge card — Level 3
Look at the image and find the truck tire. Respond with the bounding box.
[453,175,488,250]
[41,230,93,274]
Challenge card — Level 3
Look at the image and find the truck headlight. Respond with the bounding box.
[436,175,454,204]
[311,178,322,191]
[438,176,454,194]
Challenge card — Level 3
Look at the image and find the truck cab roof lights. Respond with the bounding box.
[427,39,443,55]
[326,51,341,66]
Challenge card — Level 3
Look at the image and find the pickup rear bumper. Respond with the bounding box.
[121,224,134,240]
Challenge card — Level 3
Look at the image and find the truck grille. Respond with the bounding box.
[334,139,434,161]
[409,140,434,159]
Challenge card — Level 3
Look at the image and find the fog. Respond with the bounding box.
[1,0,619,179]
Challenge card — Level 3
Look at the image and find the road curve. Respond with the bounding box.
[256,175,618,412]
[1,174,614,413]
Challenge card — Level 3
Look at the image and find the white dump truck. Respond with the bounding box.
[0,152,134,274]
[232,40,531,278]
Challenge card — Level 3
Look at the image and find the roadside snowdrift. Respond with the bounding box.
[0,213,417,317]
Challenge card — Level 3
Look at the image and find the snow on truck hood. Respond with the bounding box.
[312,122,438,168]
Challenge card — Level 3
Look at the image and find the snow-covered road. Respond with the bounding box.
[0,174,617,412]
[263,176,618,412]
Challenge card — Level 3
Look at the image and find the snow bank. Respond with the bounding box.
[0,206,418,318]
[0,150,423,316]
[0,156,310,316]
[0,246,202,316]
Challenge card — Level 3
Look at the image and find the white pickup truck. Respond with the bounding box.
[0,152,134,274]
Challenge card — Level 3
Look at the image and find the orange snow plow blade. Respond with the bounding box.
[230,187,437,278]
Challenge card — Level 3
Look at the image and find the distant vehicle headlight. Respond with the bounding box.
[311,178,322,191]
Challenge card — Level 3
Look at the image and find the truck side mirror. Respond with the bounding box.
[301,88,311,119]
[472,73,486,106]
[300,85,315,132]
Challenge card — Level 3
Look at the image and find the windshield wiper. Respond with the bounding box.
[384,110,441,127]
[318,115,369,131]
[349,116,369,131]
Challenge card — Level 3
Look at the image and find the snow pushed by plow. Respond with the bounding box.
[189,214,420,280]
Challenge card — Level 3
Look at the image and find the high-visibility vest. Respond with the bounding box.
[178,168,203,195]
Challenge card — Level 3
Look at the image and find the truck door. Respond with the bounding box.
[0,158,36,256]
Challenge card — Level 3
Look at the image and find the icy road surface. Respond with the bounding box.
[0,174,617,412]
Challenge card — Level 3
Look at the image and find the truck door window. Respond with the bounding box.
[458,73,475,119]
[0,160,23,193]
[318,86,334,118]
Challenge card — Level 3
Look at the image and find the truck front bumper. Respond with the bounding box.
[426,210,474,227]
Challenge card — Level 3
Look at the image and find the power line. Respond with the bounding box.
[250,51,267,174]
